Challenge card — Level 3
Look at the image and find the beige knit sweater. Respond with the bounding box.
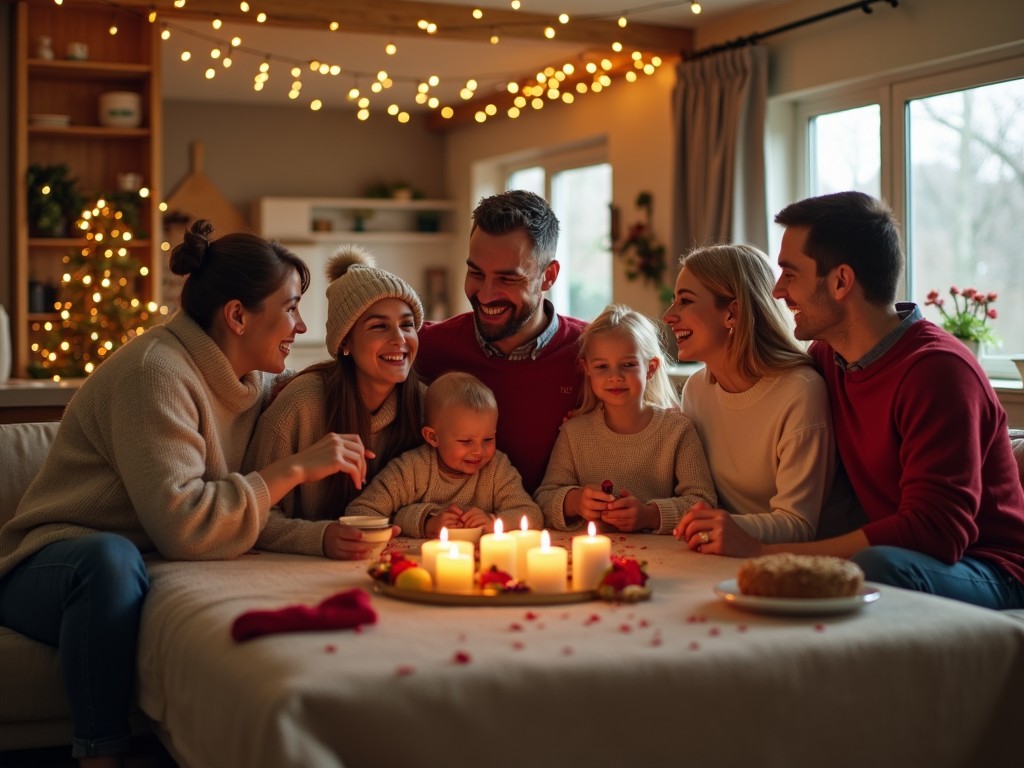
[345,443,544,538]
[0,311,275,579]
[243,372,422,555]
[535,406,717,534]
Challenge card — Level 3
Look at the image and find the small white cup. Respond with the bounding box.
[337,516,393,559]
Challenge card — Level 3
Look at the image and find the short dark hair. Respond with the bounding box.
[170,219,311,330]
[471,190,560,268]
[774,191,903,306]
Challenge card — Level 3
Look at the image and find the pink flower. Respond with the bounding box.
[925,290,939,302]
[962,287,977,299]
[988,309,998,319]
[987,292,998,302]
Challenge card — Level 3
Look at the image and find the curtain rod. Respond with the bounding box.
[684,0,899,61]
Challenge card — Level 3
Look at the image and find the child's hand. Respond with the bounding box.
[600,489,660,532]
[566,484,617,523]
[460,507,493,531]
[425,505,464,538]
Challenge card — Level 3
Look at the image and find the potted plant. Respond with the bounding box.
[27,163,84,238]
[924,285,999,357]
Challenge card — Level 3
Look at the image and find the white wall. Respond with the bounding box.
[162,101,447,225]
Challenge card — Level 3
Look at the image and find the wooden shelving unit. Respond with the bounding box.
[12,0,162,377]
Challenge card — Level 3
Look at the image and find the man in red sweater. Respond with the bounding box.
[416,191,587,494]
[767,190,1024,609]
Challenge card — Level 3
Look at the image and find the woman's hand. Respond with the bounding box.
[564,485,615,523]
[322,523,400,560]
[425,505,464,538]
[600,490,659,532]
[295,432,375,489]
[674,502,762,558]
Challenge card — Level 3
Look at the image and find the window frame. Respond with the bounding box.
[776,44,1024,378]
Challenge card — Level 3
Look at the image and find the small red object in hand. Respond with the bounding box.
[601,480,614,495]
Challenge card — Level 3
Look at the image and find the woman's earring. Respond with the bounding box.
[342,348,350,356]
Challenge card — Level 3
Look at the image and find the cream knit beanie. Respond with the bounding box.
[324,245,424,358]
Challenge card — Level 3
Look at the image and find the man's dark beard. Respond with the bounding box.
[470,296,540,343]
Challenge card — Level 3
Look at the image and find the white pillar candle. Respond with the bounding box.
[509,515,541,583]
[572,521,612,591]
[526,530,568,594]
[435,544,474,593]
[421,527,473,581]
[479,517,517,578]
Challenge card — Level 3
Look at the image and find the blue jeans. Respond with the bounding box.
[0,533,149,758]
[852,545,1024,610]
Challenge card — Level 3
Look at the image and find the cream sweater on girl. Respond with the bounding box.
[0,311,275,579]
[535,406,717,534]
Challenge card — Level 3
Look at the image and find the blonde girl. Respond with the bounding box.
[535,304,716,534]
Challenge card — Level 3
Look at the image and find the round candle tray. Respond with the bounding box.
[372,582,597,606]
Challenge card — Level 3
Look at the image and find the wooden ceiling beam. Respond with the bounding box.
[112,0,693,53]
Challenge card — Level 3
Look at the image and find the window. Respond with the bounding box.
[782,50,1024,377]
[507,159,613,320]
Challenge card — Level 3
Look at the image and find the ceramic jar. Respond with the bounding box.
[99,91,142,128]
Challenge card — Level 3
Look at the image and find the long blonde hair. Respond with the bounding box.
[678,244,810,380]
[576,304,676,415]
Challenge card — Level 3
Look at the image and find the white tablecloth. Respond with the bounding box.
[136,534,1024,768]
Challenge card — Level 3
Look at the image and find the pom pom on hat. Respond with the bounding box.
[324,245,424,358]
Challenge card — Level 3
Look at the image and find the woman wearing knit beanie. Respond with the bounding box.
[244,245,426,555]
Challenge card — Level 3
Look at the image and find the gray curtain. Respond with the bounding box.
[672,45,769,255]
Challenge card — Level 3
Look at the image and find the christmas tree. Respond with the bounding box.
[29,198,163,379]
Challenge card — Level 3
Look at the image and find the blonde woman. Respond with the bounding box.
[664,244,847,556]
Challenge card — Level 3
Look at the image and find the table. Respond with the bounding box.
[135,534,1024,768]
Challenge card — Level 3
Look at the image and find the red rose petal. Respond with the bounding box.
[395,665,415,677]
[509,623,524,632]
[324,645,336,654]
[709,627,720,637]
[619,624,632,633]
[454,651,472,664]
[562,646,574,656]
[814,624,825,632]
[738,625,748,633]
[689,641,700,651]
[524,611,539,621]
[650,636,663,647]
[585,614,601,626]
[512,641,525,650]
[639,619,650,628]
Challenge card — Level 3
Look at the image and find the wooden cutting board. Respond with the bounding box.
[164,141,247,234]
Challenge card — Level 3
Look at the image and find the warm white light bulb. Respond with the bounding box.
[691,1,702,14]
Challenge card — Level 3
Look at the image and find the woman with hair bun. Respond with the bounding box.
[0,220,387,767]
[663,244,854,558]
[244,244,426,548]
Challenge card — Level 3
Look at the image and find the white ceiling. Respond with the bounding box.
[158,0,772,115]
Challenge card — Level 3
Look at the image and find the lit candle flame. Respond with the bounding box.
[588,521,597,537]
[440,526,449,543]
[520,516,529,532]
[540,529,551,550]
[494,517,504,536]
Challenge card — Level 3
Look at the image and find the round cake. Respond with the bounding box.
[737,554,864,599]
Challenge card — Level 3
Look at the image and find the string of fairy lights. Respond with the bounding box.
[49,0,703,126]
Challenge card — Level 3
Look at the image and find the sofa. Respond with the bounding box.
[2,420,1023,756]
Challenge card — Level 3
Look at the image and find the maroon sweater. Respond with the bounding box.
[811,320,1024,585]
[416,312,586,493]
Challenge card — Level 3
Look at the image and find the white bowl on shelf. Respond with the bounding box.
[29,113,70,127]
